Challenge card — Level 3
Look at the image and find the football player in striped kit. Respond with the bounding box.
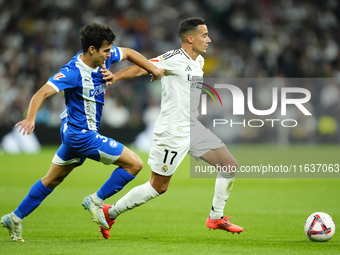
[99,17,243,239]
[0,23,164,242]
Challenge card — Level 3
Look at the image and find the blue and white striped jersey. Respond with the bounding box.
[47,47,122,132]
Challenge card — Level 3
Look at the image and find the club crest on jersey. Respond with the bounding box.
[54,72,66,80]
[161,165,168,173]
[109,139,118,148]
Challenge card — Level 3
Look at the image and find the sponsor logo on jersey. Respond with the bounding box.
[54,72,66,80]
[187,74,203,82]
[89,84,106,97]
[161,165,168,173]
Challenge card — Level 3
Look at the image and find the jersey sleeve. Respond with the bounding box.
[47,67,78,93]
[109,47,123,64]
[149,51,177,72]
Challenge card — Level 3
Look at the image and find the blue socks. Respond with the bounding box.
[96,167,135,200]
[12,168,135,219]
[14,179,53,220]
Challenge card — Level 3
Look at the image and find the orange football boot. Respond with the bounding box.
[206,214,243,234]
[100,204,115,239]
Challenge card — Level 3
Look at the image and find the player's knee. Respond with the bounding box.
[134,158,144,173]
[221,157,238,170]
[125,157,143,176]
[230,158,238,169]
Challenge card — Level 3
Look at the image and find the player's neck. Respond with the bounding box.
[80,53,96,69]
[182,45,199,61]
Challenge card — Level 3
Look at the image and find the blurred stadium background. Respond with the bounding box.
[0,0,339,152]
[0,2,339,252]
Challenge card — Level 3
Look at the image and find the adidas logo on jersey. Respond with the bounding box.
[185,65,192,71]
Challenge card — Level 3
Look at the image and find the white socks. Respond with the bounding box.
[90,192,104,205]
[105,172,234,220]
[209,171,235,220]
[11,212,22,224]
[108,181,159,219]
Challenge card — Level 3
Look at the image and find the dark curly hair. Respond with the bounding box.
[80,23,116,52]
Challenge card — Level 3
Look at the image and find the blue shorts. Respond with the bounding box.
[52,121,124,167]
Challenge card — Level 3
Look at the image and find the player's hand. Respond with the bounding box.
[15,119,35,136]
[100,67,116,86]
[151,68,164,82]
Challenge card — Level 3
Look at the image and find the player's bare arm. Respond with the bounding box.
[104,64,164,86]
[101,65,148,86]
[15,84,57,136]
[120,47,164,80]
[115,65,150,81]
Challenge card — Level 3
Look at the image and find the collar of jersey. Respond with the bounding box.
[77,53,100,72]
[180,48,200,62]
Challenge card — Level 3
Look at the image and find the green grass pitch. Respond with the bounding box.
[0,145,339,254]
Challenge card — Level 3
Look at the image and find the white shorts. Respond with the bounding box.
[148,121,224,176]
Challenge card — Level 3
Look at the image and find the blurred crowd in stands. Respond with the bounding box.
[0,0,339,145]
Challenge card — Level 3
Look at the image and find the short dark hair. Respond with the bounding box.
[80,23,116,52]
[178,17,206,41]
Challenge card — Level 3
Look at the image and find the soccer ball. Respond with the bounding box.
[304,212,335,242]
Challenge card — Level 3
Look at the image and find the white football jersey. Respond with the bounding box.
[150,48,204,137]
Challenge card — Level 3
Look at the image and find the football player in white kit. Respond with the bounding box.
[99,17,243,239]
